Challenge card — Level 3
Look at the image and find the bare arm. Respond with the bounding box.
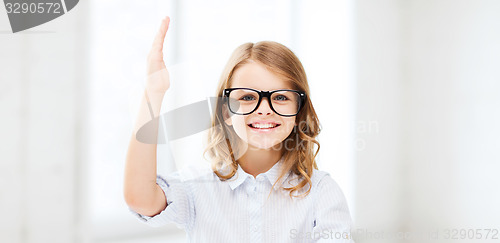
[124,17,171,217]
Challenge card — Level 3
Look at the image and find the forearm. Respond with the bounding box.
[124,90,167,214]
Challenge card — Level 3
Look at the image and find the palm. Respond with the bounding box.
[146,17,171,93]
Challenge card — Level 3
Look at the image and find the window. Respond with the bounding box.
[87,0,354,242]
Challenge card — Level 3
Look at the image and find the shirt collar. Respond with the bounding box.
[227,156,290,191]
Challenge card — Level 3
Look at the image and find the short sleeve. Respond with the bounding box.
[312,174,354,243]
[129,171,196,230]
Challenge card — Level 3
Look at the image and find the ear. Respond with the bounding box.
[222,103,233,126]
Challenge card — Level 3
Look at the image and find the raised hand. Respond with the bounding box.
[146,16,171,94]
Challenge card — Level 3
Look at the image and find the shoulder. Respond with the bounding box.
[311,169,332,188]
[311,169,345,196]
[284,169,343,197]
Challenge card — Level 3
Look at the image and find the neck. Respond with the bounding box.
[237,143,283,178]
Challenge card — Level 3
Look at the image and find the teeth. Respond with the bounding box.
[252,123,277,129]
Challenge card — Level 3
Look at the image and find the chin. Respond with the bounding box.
[246,138,283,151]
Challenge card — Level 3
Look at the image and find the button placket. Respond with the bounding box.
[246,177,257,196]
[247,176,263,242]
[251,225,258,232]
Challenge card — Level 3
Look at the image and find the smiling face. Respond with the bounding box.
[223,60,297,151]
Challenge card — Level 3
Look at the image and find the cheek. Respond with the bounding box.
[280,118,296,134]
[231,116,248,135]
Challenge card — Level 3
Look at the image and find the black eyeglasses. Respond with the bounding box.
[223,88,306,117]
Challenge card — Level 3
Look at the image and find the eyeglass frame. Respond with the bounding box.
[223,87,306,117]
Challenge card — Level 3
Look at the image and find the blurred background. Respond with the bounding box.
[1,0,499,242]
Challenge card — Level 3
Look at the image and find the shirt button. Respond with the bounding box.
[252,226,258,232]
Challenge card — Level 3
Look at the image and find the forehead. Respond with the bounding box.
[230,61,293,90]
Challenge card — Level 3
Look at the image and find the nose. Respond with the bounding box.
[256,98,272,115]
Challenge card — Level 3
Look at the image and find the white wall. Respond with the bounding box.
[0,2,89,243]
[405,0,500,228]
[354,0,500,242]
[354,0,405,235]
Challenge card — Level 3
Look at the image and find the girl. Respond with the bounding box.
[124,17,354,242]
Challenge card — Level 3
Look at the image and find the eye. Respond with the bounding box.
[240,95,257,101]
[274,95,289,101]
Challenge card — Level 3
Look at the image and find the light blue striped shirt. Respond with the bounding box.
[131,157,354,242]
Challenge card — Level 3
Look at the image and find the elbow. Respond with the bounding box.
[124,193,151,215]
[123,188,165,217]
[124,190,141,210]
[123,186,148,210]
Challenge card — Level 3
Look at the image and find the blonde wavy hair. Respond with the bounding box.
[203,41,321,198]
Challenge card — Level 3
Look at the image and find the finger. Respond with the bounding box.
[151,17,170,53]
[151,17,170,52]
